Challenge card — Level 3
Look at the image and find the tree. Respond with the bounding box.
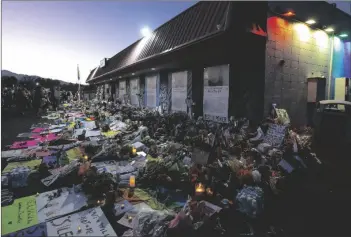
[2,76,18,88]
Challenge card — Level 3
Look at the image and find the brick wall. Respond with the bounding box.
[264,15,332,126]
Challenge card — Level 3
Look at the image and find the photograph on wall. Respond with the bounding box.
[203,64,229,123]
[119,80,126,101]
[145,75,157,108]
[130,78,140,106]
[171,71,188,112]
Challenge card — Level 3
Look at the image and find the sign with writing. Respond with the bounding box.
[36,187,88,223]
[130,78,140,106]
[171,71,188,112]
[2,159,41,173]
[66,147,84,161]
[145,75,157,108]
[203,65,229,123]
[263,124,288,148]
[1,196,38,235]
[119,80,126,100]
[46,207,117,236]
[3,223,47,237]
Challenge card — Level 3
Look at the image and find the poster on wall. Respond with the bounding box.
[203,64,229,123]
[130,78,140,106]
[146,75,157,108]
[46,207,117,236]
[171,71,188,112]
[119,80,126,101]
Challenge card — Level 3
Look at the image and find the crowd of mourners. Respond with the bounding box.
[1,84,77,116]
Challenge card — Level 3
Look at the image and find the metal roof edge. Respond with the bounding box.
[87,29,227,83]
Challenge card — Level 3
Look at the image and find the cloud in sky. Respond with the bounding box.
[2,1,195,83]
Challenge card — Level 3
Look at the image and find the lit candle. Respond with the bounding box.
[84,155,88,160]
[97,200,100,204]
[78,226,81,232]
[121,204,125,209]
[128,216,133,222]
[206,188,213,196]
[129,176,136,188]
[195,183,205,195]
[132,147,137,155]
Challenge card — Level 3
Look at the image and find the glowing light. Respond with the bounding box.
[305,19,316,25]
[151,68,155,70]
[283,11,295,17]
[334,36,342,51]
[195,183,205,194]
[325,28,334,32]
[129,175,136,188]
[132,147,137,155]
[294,23,311,42]
[339,33,348,38]
[84,155,88,160]
[132,73,135,75]
[313,30,329,49]
[140,27,151,37]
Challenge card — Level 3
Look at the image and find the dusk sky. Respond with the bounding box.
[2,1,349,84]
[2,1,196,84]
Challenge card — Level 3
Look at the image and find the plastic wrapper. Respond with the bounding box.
[236,186,264,219]
[132,210,174,237]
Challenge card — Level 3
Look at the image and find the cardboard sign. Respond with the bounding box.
[42,156,57,167]
[3,159,41,173]
[36,187,88,222]
[3,223,47,237]
[85,130,102,138]
[46,207,117,236]
[263,124,287,148]
[1,195,38,235]
[81,121,97,129]
[31,133,58,142]
[66,147,84,161]
[1,150,26,159]
[32,128,46,133]
[10,141,39,149]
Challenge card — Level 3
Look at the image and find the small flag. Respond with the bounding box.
[77,64,80,81]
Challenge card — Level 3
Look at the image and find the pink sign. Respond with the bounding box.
[10,140,39,149]
[31,133,58,142]
[32,128,46,133]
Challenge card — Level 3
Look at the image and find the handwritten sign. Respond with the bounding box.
[1,196,38,235]
[263,124,288,148]
[46,207,117,236]
[36,187,88,223]
[66,147,84,161]
[2,159,41,173]
[3,223,47,237]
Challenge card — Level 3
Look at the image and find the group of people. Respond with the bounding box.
[2,84,75,116]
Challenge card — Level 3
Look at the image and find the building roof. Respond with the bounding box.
[86,1,231,83]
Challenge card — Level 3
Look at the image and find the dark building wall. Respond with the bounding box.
[264,15,332,126]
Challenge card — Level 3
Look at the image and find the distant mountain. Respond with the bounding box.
[1,69,70,85]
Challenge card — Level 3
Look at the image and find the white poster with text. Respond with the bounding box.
[171,71,187,112]
[130,78,140,106]
[203,65,229,123]
[119,80,126,101]
[145,75,157,108]
[46,207,117,237]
